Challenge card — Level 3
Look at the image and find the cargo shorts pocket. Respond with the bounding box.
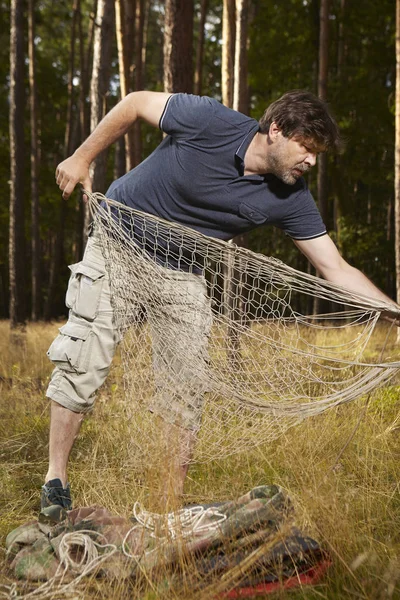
[47,320,93,374]
[65,262,105,320]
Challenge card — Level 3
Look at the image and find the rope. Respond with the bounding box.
[1,531,117,600]
[122,503,227,559]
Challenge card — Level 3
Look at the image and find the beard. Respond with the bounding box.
[279,167,306,185]
[268,146,309,185]
[273,162,309,185]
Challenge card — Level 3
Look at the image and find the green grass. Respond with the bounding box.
[0,320,399,599]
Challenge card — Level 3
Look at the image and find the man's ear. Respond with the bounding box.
[268,121,282,141]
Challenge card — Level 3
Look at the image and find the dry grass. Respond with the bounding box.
[0,320,399,599]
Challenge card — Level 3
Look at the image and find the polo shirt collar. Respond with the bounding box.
[235,124,263,178]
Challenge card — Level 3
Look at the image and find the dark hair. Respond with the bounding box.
[259,90,342,153]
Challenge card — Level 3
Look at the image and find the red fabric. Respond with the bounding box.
[217,559,332,598]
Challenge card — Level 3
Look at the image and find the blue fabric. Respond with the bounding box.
[106,94,326,242]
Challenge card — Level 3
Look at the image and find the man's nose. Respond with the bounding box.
[305,153,317,167]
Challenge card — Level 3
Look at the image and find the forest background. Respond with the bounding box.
[2,0,400,323]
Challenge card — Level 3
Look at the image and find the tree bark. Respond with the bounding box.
[28,0,41,321]
[337,0,346,78]
[75,0,97,263]
[44,0,81,319]
[317,0,330,226]
[163,0,194,93]
[194,0,208,96]
[9,0,26,328]
[141,0,151,89]
[314,0,330,315]
[233,0,249,114]
[133,0,145,166]
[395,0,400,339]
[115,0,135,171]
[222,0,235,108]
[90,0,115,193]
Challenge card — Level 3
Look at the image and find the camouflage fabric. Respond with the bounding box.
[5,485,329,590]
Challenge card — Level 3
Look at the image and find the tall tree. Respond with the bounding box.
[222,0,235,108]
[194,0,208,96]
[28,0,41,321]
[314,0,330,315]
[163,0,194,93]
[9,0,26,328]
[76,0,97,262]
[395,0,400,338]
[115,0,135,171]
[44,0,80,320]
[317,0,330,226]
[233,0,249,114]
[333,0,345,250]
[90,0,115,192]
[133,0,145,165]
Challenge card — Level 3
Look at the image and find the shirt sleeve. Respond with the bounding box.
[279,185,327,240]
[159,93,216,140]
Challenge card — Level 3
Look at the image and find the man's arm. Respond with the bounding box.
[56,91,172,199]
[293,234,400,321]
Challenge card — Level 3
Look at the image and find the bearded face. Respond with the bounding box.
[267,131,322,185]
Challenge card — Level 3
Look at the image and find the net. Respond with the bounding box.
[87,192,400,461]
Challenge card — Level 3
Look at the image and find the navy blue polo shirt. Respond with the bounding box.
[105,94,326,269]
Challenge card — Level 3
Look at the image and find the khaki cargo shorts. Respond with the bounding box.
[46,234,212,431]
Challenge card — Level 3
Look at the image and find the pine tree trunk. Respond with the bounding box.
[90,0,115,193]
[44,0,80,319]
[163,0,194,93]
[194,0,208,96]
[9,0,26,328]
[395,0,400,340]
[233,0,249,114]
[141,0,151,88]
[28,0,41,321]
[222,0,235,108]
[76,0,97,263]
[226,0,252,367]
[115,0,135,171]
[314,0,330,315]
[317,0,330,226]
[133,0,145,166]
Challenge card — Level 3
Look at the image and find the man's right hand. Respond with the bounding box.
[55,91,172,201]
[55,153,92,200]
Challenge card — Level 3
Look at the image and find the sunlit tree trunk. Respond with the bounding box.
[44,0,80,319]
[317,0,330,226]
[314,0,330,315]
[90,0,115,193]
[141,0,151,89]
[28,0,41,321]
[163,0,194,93]
[395,0,400,340]
[233,0,248,114]
[222,0,235,108]
[75,0,97,262]
[115,0,135,171]
[9,0,26,328]
[133,0,145,166]
[79,0,96,141]
[226,1,252,367]
[222,0,236,328]
[194,0,208,96]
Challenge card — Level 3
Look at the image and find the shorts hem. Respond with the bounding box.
[46,388,94,414]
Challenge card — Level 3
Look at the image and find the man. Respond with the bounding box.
[42,90,399,513]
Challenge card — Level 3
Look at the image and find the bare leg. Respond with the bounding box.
[159,419,197,501]
[45,401,84,487]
